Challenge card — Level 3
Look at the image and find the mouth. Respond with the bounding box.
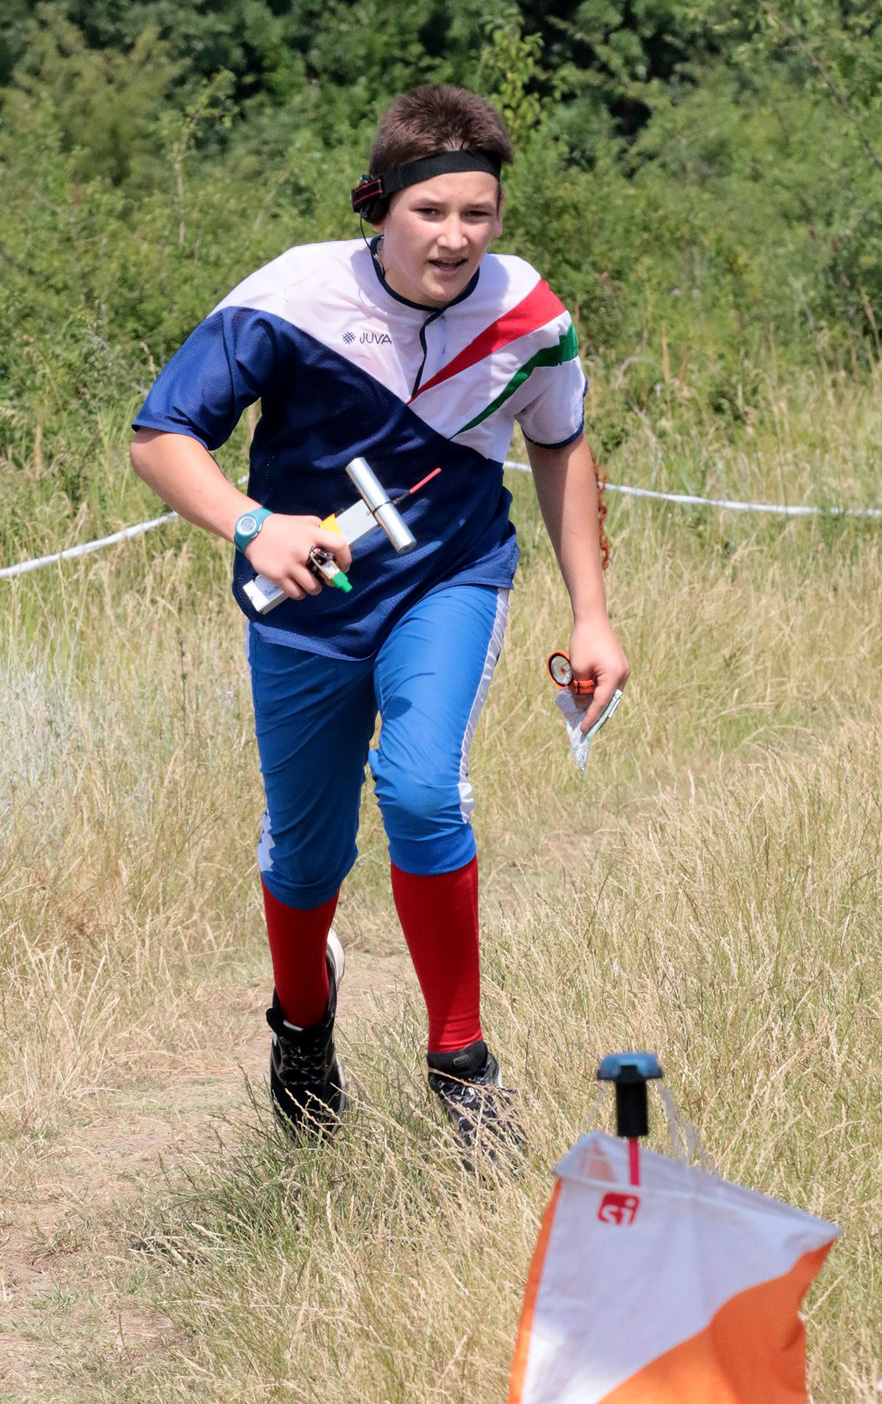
[429,257,468,273]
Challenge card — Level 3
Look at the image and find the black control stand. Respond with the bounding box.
[597,1052,663,1185]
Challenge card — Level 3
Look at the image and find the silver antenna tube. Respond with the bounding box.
[346,456,416,554]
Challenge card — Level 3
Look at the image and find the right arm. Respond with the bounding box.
[130,428,351,600]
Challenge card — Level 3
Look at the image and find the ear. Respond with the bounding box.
[494,185,505,238]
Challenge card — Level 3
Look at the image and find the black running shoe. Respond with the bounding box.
[427,1039,525,1169]
[266,931,346,1136]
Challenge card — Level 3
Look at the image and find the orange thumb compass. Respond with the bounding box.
[547,651,596,698]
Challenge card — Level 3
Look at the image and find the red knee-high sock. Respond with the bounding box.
[390,856,483,1054]
[261,878,338,1028]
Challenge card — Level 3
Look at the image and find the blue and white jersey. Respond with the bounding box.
[134,239,585,659]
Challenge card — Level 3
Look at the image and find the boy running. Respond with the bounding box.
[130,83,629,1161]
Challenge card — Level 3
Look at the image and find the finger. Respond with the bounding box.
[292,564,323,597]
[578,683,615,734]
[578,702,601,734]
[314,530,352,572]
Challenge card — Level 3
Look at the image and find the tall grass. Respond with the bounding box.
[1,368,881,1400]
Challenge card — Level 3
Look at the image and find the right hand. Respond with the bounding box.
[244,514,352,600]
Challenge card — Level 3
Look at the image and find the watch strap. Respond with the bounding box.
[234,506,273,553]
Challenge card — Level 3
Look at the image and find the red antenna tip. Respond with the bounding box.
[408,467,442,495]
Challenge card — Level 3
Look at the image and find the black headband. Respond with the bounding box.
[351,149,502,215]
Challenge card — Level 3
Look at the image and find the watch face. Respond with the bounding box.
[238,514,258,536]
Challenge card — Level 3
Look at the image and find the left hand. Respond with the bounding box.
[568,617,631,733]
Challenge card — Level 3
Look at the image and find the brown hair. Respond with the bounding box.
[366,85,513,219]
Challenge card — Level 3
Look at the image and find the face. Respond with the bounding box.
[375,171,504,308]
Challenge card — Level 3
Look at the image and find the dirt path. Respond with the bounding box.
[0,950,416,1400]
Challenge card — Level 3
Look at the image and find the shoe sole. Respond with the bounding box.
[327,927,345,990]
[327,928,347,1110]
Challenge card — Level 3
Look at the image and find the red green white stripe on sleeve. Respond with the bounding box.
[454,322,579,435]
[408,280,569,402]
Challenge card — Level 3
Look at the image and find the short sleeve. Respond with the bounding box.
[132,307,281,450]
[513,317,587,449]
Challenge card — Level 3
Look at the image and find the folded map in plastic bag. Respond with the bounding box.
[554,689,624,771]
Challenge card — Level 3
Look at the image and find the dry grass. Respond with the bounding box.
[2,368,882,1400]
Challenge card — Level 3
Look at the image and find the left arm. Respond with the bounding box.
[527,433,630,732]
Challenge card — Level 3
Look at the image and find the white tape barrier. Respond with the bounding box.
[606,484,882,517]
[2,461,882,581]
[0,509,178,579]
[502,459,882,517]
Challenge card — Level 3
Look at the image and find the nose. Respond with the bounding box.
[437,214,468,249]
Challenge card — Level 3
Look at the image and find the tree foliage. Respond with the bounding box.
[1,0,881,499]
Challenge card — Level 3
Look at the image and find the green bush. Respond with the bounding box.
[2,0,882,559]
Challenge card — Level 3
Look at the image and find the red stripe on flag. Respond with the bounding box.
[409,280,565,402]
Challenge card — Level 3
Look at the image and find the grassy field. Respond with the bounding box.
[1,363,881,1401]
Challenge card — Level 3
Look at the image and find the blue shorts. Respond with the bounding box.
[246,584,510,907]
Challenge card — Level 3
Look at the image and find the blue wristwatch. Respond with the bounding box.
[234,507,273,554]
